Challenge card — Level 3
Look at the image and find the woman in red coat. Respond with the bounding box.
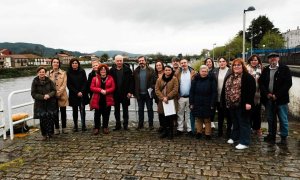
[90,64,115,134]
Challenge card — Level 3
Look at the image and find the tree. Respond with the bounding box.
[259,31,285,49]
[100,53,109,62]
[224,35,250,59]
[241,15,280,49]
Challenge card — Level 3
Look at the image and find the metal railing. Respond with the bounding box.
[7,89,35,140]
[0,96,6,139]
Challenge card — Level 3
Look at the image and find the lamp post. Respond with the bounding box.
[242,6,255,61]
[212,43,216,61]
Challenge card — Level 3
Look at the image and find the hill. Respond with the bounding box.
[0,42,83,57]
[93,50,141,58]
[0,42,141,58]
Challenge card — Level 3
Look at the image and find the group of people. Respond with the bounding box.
[31,53,292,150]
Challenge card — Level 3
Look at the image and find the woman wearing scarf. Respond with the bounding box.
[155,65,178,140]
[223,58,256,150]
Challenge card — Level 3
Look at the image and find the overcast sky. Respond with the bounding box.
[1,0,299,55]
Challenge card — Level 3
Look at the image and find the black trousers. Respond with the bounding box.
[159,114,175,130]
[216,102,232,137]
[114,99,129,128]
[54,106,67,129]
[95,106,111,129]
[40,116,54,136]
[250,104,261,131]
[72,105,86,128]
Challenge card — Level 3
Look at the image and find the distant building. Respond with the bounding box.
[56,52,74,65]
[2,54,47,68]
[0,49,12,56]
[282,27,300,48]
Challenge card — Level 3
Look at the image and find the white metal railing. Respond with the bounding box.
[0,96,6,139]
[7,89,35,140]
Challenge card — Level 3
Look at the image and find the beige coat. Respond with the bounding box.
[155,76,179,114]
[47,69,69,107]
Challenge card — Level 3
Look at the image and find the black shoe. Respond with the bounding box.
[264,135,276,144]
[149,126,154,131]
[82,126,87,132]
[136,126,144,131]
[175,130,183,136]
[123,127,129,131]
[113,127,121,131]
[205,135,212,140]
[196,133,202,139]
[157,127,164,133]
[160,131,168,139]
[277,136,287,145]
[187,131,194,137]
[73,127,78,132]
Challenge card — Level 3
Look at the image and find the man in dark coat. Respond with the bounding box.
[259,53,292,145]
[133,56,155,130]
[110,55,134,131]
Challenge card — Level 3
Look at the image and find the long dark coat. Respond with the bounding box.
[190,74,217,118]
[109,64,134,105]
[67,68,89,106]
[31,76,57,119]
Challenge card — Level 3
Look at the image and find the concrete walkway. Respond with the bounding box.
[0,121,299,179]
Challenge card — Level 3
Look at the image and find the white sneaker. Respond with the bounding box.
[235,144,249,150]
[227,139,234,144]
[211,122,215,129]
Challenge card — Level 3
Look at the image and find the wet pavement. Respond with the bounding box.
[0,121,299,179]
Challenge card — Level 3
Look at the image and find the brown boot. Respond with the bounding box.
[103,128,109,134]
[93,128,99,135]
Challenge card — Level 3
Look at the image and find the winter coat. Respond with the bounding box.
[47,69,69,107]
[67,68,89,106]
[87,70,97,98]
[221,72,256,115]
[133,66,155,99]
[110,64,134,105]
[259,63,292,106]
[31,76,57,119]
[190,74,217,118]
[90,75,115,110]
[155,75,179,114]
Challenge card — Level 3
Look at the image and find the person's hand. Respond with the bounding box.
[127,93,132,98]
[44,94,50,100]
[77,92,83,97]
[267,93,273,99]
[101,89,106,95]
[245,104,251,110]
[272,94,277,100]
[163,97,168,103]
[190,105,194,110]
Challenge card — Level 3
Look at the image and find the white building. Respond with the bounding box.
[282,27,300,48]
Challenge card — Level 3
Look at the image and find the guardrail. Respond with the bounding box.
[0,96,6,140]
[7,89,35,140]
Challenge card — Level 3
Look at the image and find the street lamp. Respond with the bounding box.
[242,6,255,61]
[212,43,216,61]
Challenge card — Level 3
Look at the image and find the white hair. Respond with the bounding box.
[114,55,123,60]
[200,65,209,71]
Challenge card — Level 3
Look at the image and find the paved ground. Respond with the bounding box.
[0,120,299,180]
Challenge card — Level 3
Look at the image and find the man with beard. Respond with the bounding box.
[133,56,155,130]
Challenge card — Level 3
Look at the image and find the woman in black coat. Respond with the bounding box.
[31,66,57,140]
[67,58,89,132]
[190,65,217,140]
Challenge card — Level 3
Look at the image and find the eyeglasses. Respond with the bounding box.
[233,64,242,67]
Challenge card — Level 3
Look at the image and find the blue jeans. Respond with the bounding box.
[230,107,251,146]
[266,100,289,137]
[137,94,154,127]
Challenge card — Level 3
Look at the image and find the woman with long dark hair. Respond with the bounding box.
[67,58,89,132]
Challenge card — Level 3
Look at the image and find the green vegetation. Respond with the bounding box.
[191,60,204,72]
